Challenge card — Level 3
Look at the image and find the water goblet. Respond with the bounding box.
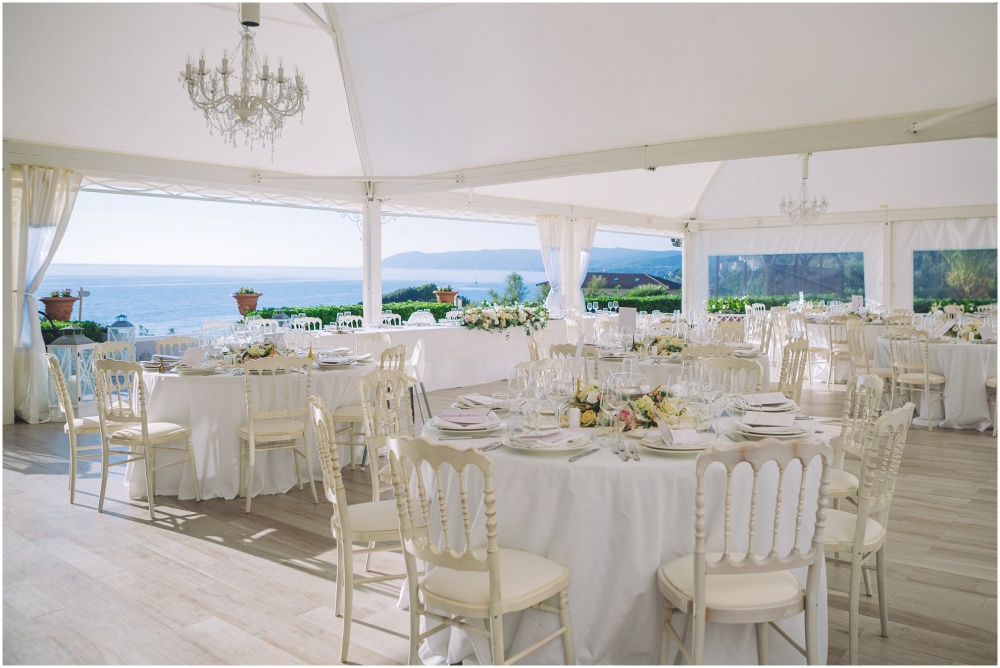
[599,374,626,448]
[508,370,528,412]
[492,392,511,442]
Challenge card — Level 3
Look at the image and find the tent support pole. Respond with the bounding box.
[362,198,382,326]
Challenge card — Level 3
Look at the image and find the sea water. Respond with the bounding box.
[37,264,548,336]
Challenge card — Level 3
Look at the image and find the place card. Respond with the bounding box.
[741,411,796,428]
[660,426,702,446]
[177,347,209,368]
[618,306,637,333]
[742,391,792,406]
[929,322,955,339]
[980,325,995,341]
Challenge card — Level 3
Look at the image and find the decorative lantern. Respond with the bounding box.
[106,314,136,357]
[47,326,98,410]
[272,308,291,324]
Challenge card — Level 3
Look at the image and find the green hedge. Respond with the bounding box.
[252,301,457,324]
[913,297,996,313]
[40,319,104,345]
[585,294,683,313]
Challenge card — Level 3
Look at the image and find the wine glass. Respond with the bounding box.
[524,371,547,433]
[492,392,511,442]
[600,374,626,448]
[545,366,573,428]
[508,369,528,412]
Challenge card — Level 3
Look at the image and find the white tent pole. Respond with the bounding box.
[882,220,894,309]
[681,224,694,315]
[362,196,382,326]
[3,162,14,424]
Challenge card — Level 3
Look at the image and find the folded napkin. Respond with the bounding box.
[438,408,493,425]
[660,426,703,446]
[431,413,502,430]
[510,430,586,448]
[455,393,499,408]
[740,411,797,428]
[742,392,792,406]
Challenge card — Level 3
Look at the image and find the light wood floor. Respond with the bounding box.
[4,381,996,665]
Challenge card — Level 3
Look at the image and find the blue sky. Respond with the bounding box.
[52,191,679,267]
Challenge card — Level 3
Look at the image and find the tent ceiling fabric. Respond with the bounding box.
[2,2,997,229]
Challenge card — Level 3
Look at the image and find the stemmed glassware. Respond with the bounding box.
[544,365,573,428]
[600,373,626,448]
[508,369,528,413]
[492,392,511,443]
[524,371,548,434]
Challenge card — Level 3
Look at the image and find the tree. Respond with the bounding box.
[487,272,528,304]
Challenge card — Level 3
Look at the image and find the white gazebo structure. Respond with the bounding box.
[3,3,996,424]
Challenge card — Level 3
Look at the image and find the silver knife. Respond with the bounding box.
[569,448,599,462]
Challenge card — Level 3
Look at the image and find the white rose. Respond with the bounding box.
[586,390,600,404]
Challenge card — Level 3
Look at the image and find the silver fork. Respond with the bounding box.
[613,439,630,462]
[627,439,641,461]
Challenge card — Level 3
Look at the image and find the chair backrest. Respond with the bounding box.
[691,438,831,614]
[785,313,808,343]
[680,344,734,361]
[527,335,541,362]
[388,436,497,576]
[778,339,809,403]
[405,338,426,382]
[845,322,872,376]
[155,335,198,357]
[884,314,913,327]
[93,359,146,430]
[701,356,763,393]
[887,327,931,377]
[379,343,407,371]
[289,316,323,331]
[308,395,352,531]
[360,370,415,454]
[45,353,77,426]
[381,313,402,327]
[248,319,281,335]
[714,320,745,344]
[356,332,391,359]
[855,403,915,528]
[828,315,861,346]
[565,316,583,345]
[943,304,965,319]
[241,355,312,422]
[549,343,599,383]
[407,310,436,325]
[201,320,236,333]
[834,374,884,466]
[95,341,132,361]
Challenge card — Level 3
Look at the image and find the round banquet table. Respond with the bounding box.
[132,363,368,500]
[873,337,997,431]
[414,422,828,665]
[598,352,771,392]
[806,321,883,384]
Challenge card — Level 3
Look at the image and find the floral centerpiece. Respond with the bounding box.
[650,334,688,356]
[618,384,686,431]
[953,322,981,340]
[236,339,282,363]
[463,302,549,337]
[564,381,603,427]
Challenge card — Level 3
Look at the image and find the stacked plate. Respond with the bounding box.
[141,359,177,372]
[427,412,505,436]
[639,431,719,455]
[506,430,591,454]
[731,420,812,441]
[729,396,798,413]
[452,393,502,409]
[176,365,220,376]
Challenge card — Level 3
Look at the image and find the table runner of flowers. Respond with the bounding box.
[462,303,549,336]
[564,382,687,430]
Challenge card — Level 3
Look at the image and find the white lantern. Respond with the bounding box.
[106,314,136,357]
[47,326,97,410]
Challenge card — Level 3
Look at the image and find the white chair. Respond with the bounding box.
[339,315,364,329]
[406,310,436,326]
[656,437,832,665]
[358,369,415,501]
[714,320,745,344]
[155,335,198,357]
[680,344,734,361]
[238,355,316,514]
[46,353,108,505]
[93,359,201,520]
[943,304,964,320]
[565,315,583,345]
[701,356,763,394]
[247,318,282,335]
[549,343,599,383]
[201,320,236,333]
[355,332,391,360]
[379,343,407,372]
[381,313,402,327]
[829,374,884,505]
[883,314,913,327]
[776,338,809,403]
[824,403,914,665]
[405,338,432,422]
[786,313,825,385]
[887,328,946,430]
[94,340,132,361]
[289,316,323,331]
[309,396,406,664]
[846,322,892,382]
[826,315,860,387]
[388,436,576,665]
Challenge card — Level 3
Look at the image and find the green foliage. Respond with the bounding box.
[592,295,683,313]
[705,296,751,313]
[536,282,551,302]
[235,287,258,294]
[487,272,528,304]
[49,288,73,298]
[621,284,675,298]
[584,275,608,295]
[913,297,995,314]
[252,301,456,324]
[914,249,997,300]
[40,319,104,344]
[383,283,439,303]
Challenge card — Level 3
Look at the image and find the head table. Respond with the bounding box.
[414,421,829,665]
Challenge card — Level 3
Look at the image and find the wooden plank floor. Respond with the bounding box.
[4,381,996,665]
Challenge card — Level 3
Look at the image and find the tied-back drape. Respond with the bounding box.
[536,215,597,313]
[13,166,82,423]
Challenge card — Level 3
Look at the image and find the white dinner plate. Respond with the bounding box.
[639,434,716,454]
[731,422,812,439]
[176,366,222,376]
[427,417,506,435]
[729,398,798,413]
[504,437,591,454]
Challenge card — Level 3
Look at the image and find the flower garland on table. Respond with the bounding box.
[651,334,688,356]
[236,339,283,363]
[564,382,686,431]
[951,322,981,340]
[462,303,549,337]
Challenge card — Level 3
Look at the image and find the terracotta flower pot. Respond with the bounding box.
[232,293,261,317]
[434,290,458,305]
[40,296,79,321]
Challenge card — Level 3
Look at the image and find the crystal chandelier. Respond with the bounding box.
[779,153,828,226]
[180,3,308,152]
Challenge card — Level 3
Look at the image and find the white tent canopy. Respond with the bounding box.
[3,2,998,422]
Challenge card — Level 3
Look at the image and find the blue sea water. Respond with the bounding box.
[37,264,548,336]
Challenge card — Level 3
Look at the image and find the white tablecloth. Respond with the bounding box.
[598,354,771,392]
[417,422,828,665]
[873,338,997,431]
[134,364,367,500]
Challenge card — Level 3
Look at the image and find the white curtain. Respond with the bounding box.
[13,166,82,423]
[537,215,597,313]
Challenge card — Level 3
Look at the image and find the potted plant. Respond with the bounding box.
[433,284,458,305]
[40,288,79,321]
[232,287,262,316]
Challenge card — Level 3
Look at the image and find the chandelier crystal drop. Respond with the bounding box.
[179,3,308,153]
[779,153,828,226]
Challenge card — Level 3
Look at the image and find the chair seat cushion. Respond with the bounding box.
[333,499,399,535]
[658,553,804,610]
[238,418,305,440]
[421,548,569,614]
[897,372,945,383]
[110,422,189,441]
[332,404,364,421]
[823,509,886,551]
[70,415,108,433]
[828,468,860,498]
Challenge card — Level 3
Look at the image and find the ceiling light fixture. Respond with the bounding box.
[180,3,308,153]
[779,153,828,226]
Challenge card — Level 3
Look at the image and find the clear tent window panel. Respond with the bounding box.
[707,252,865,300]
[913,249,998,304]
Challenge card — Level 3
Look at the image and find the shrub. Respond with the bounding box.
[39,319,104,345]
[252,301,457,324]
[383,283,439,303]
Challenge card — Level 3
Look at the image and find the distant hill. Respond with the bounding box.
[383,248,682,277]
